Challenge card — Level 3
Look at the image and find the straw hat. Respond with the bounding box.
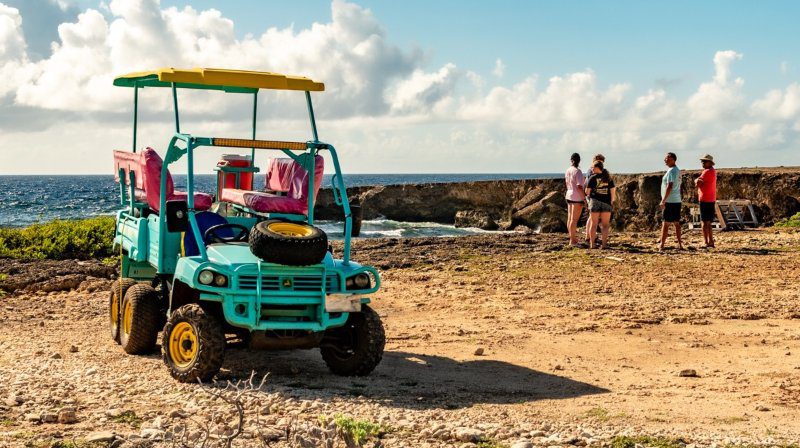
[700,154,715,165]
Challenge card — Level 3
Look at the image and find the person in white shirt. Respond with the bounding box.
[564,153,585,247]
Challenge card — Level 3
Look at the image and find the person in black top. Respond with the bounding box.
[584,160,616,249]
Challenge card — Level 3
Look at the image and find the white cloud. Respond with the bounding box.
[687,50,744,121]
[0,4,26,60]
[4,0,430,117]
[0,4,37,98]
[386,63,459,114]
[492,58,505,77]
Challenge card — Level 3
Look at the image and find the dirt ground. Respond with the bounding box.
[1,228,799,447]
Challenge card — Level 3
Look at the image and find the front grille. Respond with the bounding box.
[238,274,339,293]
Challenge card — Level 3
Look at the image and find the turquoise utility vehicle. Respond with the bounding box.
[109,68,384,382]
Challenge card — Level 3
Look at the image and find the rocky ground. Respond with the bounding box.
[1,229,800,447]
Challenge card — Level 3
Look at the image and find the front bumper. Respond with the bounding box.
[177,258,379,332]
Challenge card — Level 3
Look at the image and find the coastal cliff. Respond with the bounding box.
[315,167,800,231]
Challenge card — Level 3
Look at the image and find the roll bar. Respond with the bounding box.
[158,133,354,267]
[127,77,354,271]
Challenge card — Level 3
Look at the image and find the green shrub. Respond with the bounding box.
[0,217,115,260]
[611,435,686,448]
[333,414,382,445]
[110,410,142,428]
[775,212,800,228]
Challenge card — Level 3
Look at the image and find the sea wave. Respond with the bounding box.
[316,218,509,239]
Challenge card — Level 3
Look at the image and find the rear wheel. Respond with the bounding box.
[162,304,225,383]
[249,220,327,266]
[109,278,137,343]
[320,305,385,376]
[119,284,161,354]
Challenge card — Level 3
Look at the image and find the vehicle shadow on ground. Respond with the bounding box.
[219,349,608,409]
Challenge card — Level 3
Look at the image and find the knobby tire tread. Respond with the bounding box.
[120,284,161,355]
[321,305,385,376]
[109,278,137,343]
[162,304,225,383]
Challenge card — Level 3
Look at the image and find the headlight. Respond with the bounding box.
[214,274,228,287]
[346,273,371,290]
[198,270,214,285]
[199,270,228,287]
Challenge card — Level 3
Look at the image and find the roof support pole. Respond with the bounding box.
[132,83,139,152]
[171,82,180,133]
[305,91,319,142]
[251,90,258,162]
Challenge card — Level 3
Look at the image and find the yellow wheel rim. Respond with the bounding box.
[122,299,132,336]
[267,222,313,237]
[168,322,199,368]
[110,293,119,328]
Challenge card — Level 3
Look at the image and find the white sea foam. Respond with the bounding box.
[316,219,509,239]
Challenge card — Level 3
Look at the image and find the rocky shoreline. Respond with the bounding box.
[315,167,800,232]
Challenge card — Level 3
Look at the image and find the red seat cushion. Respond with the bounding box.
[220,189,307,215]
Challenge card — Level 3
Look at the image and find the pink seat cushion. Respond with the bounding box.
[287,155,325,203]
[222,155,323,215]
[265,156,324,201]
[220,189,307,215]
[265,158,295,192]
[168,191,213,211]
[133,190,213,212]
[115,148,212,212]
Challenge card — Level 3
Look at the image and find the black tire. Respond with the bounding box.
[320,305,385,376]
[248,219,327,266]
[119,284,161,355]
[109,278,137,344]
[162,304,225,383]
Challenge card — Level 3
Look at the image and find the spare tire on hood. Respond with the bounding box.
[248,220,328,266]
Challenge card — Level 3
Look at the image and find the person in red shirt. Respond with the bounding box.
[694,154,717,248]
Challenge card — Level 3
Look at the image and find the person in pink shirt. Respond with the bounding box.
[695,154,717,248]
[564,153,585,247]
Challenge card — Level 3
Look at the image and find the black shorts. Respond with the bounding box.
[663,202,681,223]
[566,199,584,204]
[699,201,716,222]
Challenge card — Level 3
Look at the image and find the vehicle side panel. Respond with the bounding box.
[146,215,180,274]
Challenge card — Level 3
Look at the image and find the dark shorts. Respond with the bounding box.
[699,201,716,222]
[566,199,584,204]
[663,202,681,223]
[589,199,612,213]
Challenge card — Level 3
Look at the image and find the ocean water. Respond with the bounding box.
[0,174,557,236]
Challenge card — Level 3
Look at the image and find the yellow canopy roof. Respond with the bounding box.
[113,68,325,93]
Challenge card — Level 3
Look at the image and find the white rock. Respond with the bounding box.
[85,431,116,443]
[140,428,165,439]
[454,427,484,443]
[150,416,166,429]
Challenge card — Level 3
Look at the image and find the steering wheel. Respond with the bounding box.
[203,223,250,245]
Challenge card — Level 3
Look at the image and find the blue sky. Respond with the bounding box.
[150,0,799,96]
[0,0,798,174]
[59,0,794,96]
